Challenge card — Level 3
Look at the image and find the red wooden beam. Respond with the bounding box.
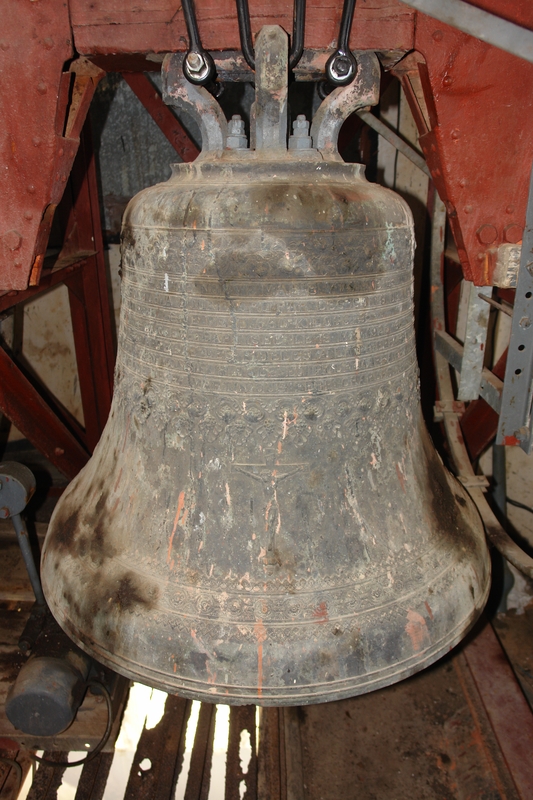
[122,73,200,162]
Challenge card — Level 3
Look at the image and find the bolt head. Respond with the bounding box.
[476,224,498,245]
[186,52,205,73]
[333,56,351,77]
[504,224,523,244]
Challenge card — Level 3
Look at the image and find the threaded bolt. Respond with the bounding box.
[226,115,248,150]
[289,115,313,150]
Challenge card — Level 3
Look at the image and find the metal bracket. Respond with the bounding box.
[457,282,492,402]
[310,51,380,156]
[496,163,533,452]
[162,54,227,153]
[433,329,503,413]
[252,26,289,152]
[457,474,490,489]
[433,400,466,422]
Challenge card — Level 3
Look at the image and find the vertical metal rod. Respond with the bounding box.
[337,0,357,52]
[235,0,256,69]
[181,0,216,85]
[182,0,202,53]
[325,0,358,85]
[289,0,306,69]
[492,444,507,515]
[11,512,46,606]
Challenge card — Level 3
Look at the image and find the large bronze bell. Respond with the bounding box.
[42,28,490,705]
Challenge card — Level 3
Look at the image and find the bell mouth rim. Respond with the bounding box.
[47,576,490,707]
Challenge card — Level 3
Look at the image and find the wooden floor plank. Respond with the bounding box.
[123,694,190,800]
[184,703,216,800]
[225,706,257,800]
[26,751,69,800]
[75,752,114,800]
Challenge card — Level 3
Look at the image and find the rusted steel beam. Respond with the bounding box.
[257,708,284,800]
[123,695,190,800]
[464,622,533,800]
[75,752,114,800]
[184,703,216,800]
[0,345,89,479]
[225,706,257,800]
[122,73,200,162]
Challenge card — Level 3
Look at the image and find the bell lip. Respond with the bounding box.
[47,574,490,707]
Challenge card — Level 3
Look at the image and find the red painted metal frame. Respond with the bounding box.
[0,122,115,478]
[61,126,116,451]
[0,344,89,480]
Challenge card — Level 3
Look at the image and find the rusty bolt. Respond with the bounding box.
[476,224,497,245]
[451,129,460,140]
[464,205,473,214]
[37,82,47,95]
[443,76,453,87]
[504,224,523,243]
[32,136,42,147]
[186,52,205,73]
[289,115,313,150]
[3,230,22,251]
[54,447,65,457]
[43,37,54,50]
[24,211,33,221]
[0,40,10,51]
[519,316,531,329]
[27,185,36,194]
[432,30,443,41]
[506,205,515,214]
